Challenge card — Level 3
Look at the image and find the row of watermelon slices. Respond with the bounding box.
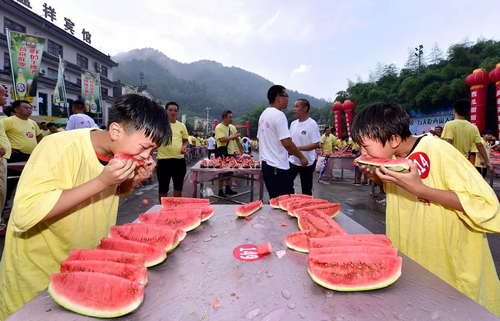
[270,194,403,291]
[48,197,213,319]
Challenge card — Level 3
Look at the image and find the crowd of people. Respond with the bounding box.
[0,82,499,318]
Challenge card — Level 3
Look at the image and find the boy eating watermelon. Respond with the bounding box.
[0,94,172,319]
[351,102,500,316]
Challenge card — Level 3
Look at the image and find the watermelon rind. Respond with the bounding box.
[48,272,144,318]
[236,200,263,217]
[308,254,402,291]
[357,156,409,173]
[284,230,310,253]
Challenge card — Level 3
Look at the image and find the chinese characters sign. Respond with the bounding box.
[6,30,46,103]
[81,70,101,113]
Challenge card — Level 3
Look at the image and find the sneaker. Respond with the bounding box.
[225,188,238,195]
[361,182,368,186]
[352,182,362,186]
[231,184,239,189]
[218,190,227,198]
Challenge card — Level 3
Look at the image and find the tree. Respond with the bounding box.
[427,43,444,65]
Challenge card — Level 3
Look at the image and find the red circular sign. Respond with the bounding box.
[26,132,34,138]
[408,152,430,179]
[233,244,264,262]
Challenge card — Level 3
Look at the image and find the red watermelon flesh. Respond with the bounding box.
[48,272,144,318]
[285,230,310,253]
[297,210,346,237]
[308,245,397,257]
[97,237,166,268]
[236,200,263,217]
[109,224,183,252]
[113,152,146,166]
[164,205,215,222]
[123,223,186,251]
[309,236,392,249]
[292,202,340,218]
[269,194,313,208]
[139,209,202,232]
[287,199,329,216]
[257,242,272,255]
[357,155,409,173]
[161,197,210,207]
[66,249,145,267]
[308,253,402,291]
[60,260,148,285]
[278,196,318,211]
[328,234,392,247]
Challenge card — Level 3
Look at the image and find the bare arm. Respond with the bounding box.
[298,142,320,151]
[476,142,493,171]
[445,138,453,144]
[281,137,308,166]
[36,134,43,143]
[182,138,189,150]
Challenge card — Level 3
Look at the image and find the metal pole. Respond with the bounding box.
[206,107,211,135]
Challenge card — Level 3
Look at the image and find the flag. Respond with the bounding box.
[53,55,67,105]
[6,29,46,103]
[81,70,102,113]
[121,84,138,95]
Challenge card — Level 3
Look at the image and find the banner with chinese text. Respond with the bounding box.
[81,70,101,113]
[53,55,67,106]
[121,84,138,95]
[7,30,46,103]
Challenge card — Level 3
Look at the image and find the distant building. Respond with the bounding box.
[0,0,118,125]
[112,81,157,102]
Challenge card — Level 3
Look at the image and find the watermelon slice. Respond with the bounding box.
[307,253,402,291]
[48,272,144,318]
[97,237,167,267]
[269,194,313,208]
[139,209,202,232]
[285,230,311,253]
[162,205,214,222]
[113,152,146,166]
[309,234,392,249]
[292,202,340,218]
[296,210,346,237]
[286,199,329,216]
[357,155,409,173]
[60,260,148,285]
[66,249,145,267]
[236,200,263,217]
[123,223,186,251]
[257,242,272,255]
[161,197,210,207]
[109,224,186,252]
[308,245,398,257]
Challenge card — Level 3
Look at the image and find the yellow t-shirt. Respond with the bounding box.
[188,135,194,145]
[471,138,490,168]
[157,120,188,159]
[0,121,12,159]
[348,137,356,150]
[216,123,239,155]
[441,119,481,158]
[0,129,120,320]
[320,134,335,154]
[194,137,200,147]
[384,136,500,316]
[2,116,41,154]
[40,129,50,137]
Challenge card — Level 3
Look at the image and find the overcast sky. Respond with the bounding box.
[29,0,500,100]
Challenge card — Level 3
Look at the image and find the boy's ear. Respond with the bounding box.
[389,135,402,149]
[109,122,124,141]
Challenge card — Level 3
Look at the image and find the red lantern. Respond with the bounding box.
[341,100,355,137]
[465,68,490,133]
[331,101,343,138]
[489,63,500,139]
[213,119,219,129]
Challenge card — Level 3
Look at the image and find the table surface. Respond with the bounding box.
[8,205,498,321]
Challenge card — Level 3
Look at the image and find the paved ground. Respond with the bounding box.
[1,154,500,276]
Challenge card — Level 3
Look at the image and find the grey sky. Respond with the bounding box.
[36,0,500,100]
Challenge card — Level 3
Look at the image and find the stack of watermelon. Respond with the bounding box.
[271,194,402,291]
[325,152,354,157]
[200,156,261,169]
[48,197,214,318]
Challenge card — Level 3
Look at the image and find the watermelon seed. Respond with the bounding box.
[45,309,51,312]
[230,293,236,296]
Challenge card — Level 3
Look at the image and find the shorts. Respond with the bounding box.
[157,158,187,194]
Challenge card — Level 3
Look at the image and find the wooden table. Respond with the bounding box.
[8,205,498,320]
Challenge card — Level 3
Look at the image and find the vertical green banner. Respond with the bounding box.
[121,84,138,95]
[7,29,46,103]
[81,70,102,113]
[53,55,67,105]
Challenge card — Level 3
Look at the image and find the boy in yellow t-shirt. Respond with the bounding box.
[352,102,500,316]
[320,127,336,154]
[0,94,172,320]
[156,101,189,201]
[471,129,493,178]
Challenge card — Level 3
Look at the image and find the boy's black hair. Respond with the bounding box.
[72,100,85,110]
[453,99,470,117]
[107,94,172,146]
[351,101,412,147]
[3,106,14,117]
[12,100,30,109]
[47,122,56,128]
[165,101,179,110]
[222,110,232,119]
[267,85,286,104]
[296,98,310,113]
[481,129,494,136]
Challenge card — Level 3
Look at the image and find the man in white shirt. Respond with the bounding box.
[258,85,308,199]
[66,100,99,130]
[207,133,216,158]
[289,99,321,195]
